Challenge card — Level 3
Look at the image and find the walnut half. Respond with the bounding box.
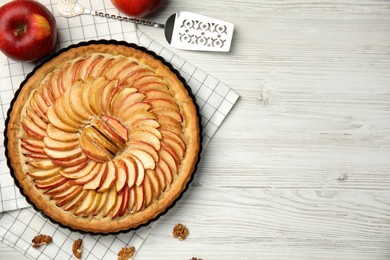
[118,246,135,260]
[72,239,82,259]
[173,223,189,241]
[32,234,52,248]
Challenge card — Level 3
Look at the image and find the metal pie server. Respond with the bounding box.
[57,0,234,52]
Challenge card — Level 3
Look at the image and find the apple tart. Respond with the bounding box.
[6,41,201,233]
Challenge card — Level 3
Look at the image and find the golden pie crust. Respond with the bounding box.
[6,42,200,233]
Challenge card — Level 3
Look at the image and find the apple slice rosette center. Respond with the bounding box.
[80,117,128,162]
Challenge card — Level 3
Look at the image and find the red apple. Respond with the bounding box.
[0,0,57,62]
[111,0,164,18]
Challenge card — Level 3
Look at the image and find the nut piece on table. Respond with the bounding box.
[173,223,189,241]
[118,246,136,260]
[72,239,83,259]
[32,234,53,248]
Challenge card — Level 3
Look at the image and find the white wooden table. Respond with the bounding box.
[1,0,390,259]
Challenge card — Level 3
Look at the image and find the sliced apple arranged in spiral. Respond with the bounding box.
[19,51,192,220]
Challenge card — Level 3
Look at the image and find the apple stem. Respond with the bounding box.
[14,24,27,36]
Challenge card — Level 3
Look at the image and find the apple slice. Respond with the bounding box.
[21,142,45,155]
[131,156,145,186]
[93,190,109,216]
[159,147,178,175]
[63,189,88,211]
[103,187,117,218]
[119,185,130,217]
[52,185,82,201]
[73,57,88,82]
[83,125,119,156]
[126,140,158,162]
[160,129,186,150]
[83,162,108,190]
[137,82,169,93]
[56,186,83,207]
[146,98,179,111]
[91,119,126,151]
[97,58,116,77]
[81,78,98,116]
[114,62,138,80]
[41,78,55,106]
[68,81,93,121]
[135,185,144,212]
[26,108,48,130]
[21,116,47,139]
[44,145,82,161]
[47,124,79,142]
[114,93,146,117]
[117,102,151,122]
[121,157,137,188]
[123,111,157,127]
[162,138,185,159]
[21,138,44,148]
[98,160,117,192]
[79,55,101,80]
[87,57,113,78]
[143,90,175,102]
[133,125,162,140]
[84,55,105,78]
[75,190,96,216]
[27,167,61,180]
[51,153,87,168]
[146,169,161,199]
[49,72,61,100]
[53,97,84,129]
[60,160,97,179]
[142,174,153,207]
[134,118,160,128]
[79,132,111,163]
[154,165,166,192]
[132,75,166,87]
[26,159,57,170]
[34,92,49,115]
[111,187,124,219]
[127,148,155,170]
[47,106,79,133]
[115,159,128,192]
[101,116,128,142]
[63,86,89,125]
[128,129,160,151]
[161,142,181,164]
[23,152,49,160]
[35,176,68,190]
[80,134,111,162]
[58,63,73,93]
[89,77,108,115]
[120,69,154,86]
[100,79,119,114]
[84,192,102,217]
[73,163,102,185]
[150,108,182,123]
[29,97,48,123]
[58,158,88,173]
[34,174,64,186]
[45,181,72,196]
[128,186,137,212]
[158,159,173,185]
[103,57,129,79]
[110,87,138,115]
[43,136,79,151]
